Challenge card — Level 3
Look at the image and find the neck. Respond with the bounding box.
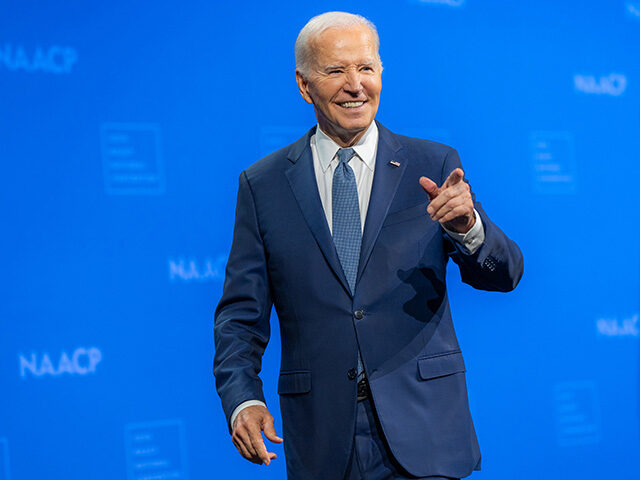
[317,121,372,147]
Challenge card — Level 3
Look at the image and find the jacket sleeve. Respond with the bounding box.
[441,148,524,292]
[213,171,273,431]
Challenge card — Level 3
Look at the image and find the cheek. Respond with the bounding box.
[364,81,381,99]
[314,81,341,101]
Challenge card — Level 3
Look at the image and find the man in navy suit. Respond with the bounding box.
[214,11,523,480]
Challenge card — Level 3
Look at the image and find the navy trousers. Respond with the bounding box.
[343,395,460,480]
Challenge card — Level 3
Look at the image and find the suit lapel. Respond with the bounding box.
[284,129,352,296]
[356,122,407,283]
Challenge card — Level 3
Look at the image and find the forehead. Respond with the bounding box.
[311,25,378,66]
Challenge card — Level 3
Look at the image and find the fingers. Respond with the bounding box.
[427,180,470,219]
[420,169,464,203]
[249,429,272,465]
[232,434,254,461]
[232,406,281,465]
[263,417,284,444]
[234,426,277,465]
[430,192,470,222]
[233,425,261,463]
[419,176,439,200]
[439,204,473,225]
[426,177,474,233]
[442,168,464,188]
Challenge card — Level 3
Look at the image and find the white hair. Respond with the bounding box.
[295,11,381,78]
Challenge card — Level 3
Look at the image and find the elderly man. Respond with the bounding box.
[214,11,523,480]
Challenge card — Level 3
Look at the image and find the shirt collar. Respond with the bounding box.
[313,121,378,173]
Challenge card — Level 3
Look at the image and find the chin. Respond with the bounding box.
[336,118,372,133]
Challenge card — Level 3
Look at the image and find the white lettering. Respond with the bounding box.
[73,347,89,374]
[596,314,638,337]
[19,347,103,377]
[574,73,627,96]
[19,352,38,377]
[39,354,56,375]
[57,352,74,374]
[168,256,227,282]
[88,347,102,372]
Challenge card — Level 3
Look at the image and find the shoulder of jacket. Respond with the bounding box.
[242,127,313,182]
[243,144,289,180]
[394,133,455,159]
[377,122,455,162]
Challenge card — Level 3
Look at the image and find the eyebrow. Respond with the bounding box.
[323,61,377,72]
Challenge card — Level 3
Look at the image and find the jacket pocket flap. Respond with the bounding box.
[382,202,428,228]
[418,351,466,380]
[277,371,311,395]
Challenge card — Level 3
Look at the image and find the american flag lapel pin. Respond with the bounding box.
[389,160,401,167]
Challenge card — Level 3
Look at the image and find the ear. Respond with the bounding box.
[295,70,314,105]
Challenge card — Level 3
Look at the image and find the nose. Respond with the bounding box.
[343,69,363,94]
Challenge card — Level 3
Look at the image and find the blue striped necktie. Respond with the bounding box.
[332,147,365,379]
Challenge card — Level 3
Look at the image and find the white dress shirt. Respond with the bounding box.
[229,122,485,428]
[312,120,378,234]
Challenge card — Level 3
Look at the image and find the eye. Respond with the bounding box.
[329,70,343,75]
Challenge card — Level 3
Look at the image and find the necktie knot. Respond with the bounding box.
[337,148,355,165]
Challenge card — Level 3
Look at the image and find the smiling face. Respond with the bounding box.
[295,24,382,147]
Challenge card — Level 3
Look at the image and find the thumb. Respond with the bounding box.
[419,176,439,200]
[443,168,464,188]
[263,418,283,443]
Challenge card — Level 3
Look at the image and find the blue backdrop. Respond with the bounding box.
[1,1,639,479]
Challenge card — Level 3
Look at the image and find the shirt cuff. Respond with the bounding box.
[442,209,485,254]
[230,400,267,429]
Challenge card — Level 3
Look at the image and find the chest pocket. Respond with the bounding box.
[381,202,429,228]
[377,202,439,269]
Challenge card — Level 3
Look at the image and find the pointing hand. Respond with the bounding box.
[419,168,475,234]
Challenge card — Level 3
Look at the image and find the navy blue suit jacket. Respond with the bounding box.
[214,122,524,479]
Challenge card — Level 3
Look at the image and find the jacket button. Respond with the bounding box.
[354,310,364,320]
[347,368,357,380]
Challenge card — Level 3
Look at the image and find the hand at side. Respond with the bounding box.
[232,405,283,465]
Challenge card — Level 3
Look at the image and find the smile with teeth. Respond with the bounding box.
[339,101,365,108]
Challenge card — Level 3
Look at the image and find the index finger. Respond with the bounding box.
[443,168,464,188]
[249,430,271,465]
